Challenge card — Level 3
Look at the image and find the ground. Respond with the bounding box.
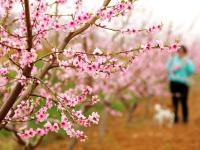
[35,82,200,150]
[0,83,199,150]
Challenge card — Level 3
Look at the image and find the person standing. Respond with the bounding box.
[166,45,195,123]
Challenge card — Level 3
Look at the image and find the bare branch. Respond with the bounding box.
[4,125,26,145]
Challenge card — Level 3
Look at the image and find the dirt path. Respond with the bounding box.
[37,83,200,150]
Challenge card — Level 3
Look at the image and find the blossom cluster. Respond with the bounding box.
[122,24,163,34]
[97,1,133,20]
[5,85,100,141]
[54,47,130,78]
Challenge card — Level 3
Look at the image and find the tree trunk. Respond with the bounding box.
[98,108,107,143]
[67,138,77,150]
[126,102,138,124]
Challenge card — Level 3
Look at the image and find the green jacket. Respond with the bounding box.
[166,55,195,85]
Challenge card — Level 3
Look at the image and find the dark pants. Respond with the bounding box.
[170,81,189,123]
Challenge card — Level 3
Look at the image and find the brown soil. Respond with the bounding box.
[35,83,200,150]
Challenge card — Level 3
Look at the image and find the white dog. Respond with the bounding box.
[154,104,175,127]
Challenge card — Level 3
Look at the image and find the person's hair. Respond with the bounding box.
[178,45,188,54]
